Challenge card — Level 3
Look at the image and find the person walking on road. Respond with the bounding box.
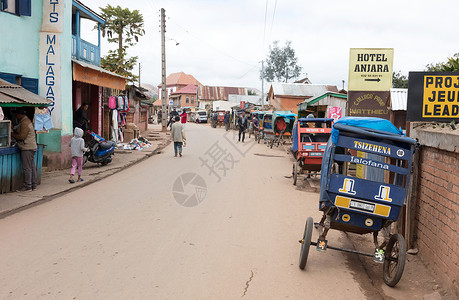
[12,109,37,192]
[157,109,162,124]
[238,111,248,142]
[180,110,187,129]
[171,116,186,157]
[68,127,87,184]
[224,111,230,131]
[167,108,179,128]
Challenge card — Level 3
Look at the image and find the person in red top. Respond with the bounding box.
[275,117,287,135]
[180,110,187,129]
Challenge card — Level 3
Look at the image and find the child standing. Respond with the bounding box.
[69,127,87,183]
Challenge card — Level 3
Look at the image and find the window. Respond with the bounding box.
[186,97,189,103]
[191,96,194,104]
[1,0,31,16]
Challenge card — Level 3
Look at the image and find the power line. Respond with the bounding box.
[167,16,256,68]
[270,0,278,37]
[262,0,269,50]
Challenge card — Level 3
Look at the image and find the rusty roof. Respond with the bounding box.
[0,79,52,106]
[171,84,198,95]
[198,86,247,101]
[158,72,202,88]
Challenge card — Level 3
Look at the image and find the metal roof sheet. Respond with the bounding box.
[0,79,52,106]
[72,59,126,79]
[270,83,336,97]
[390,88,408,111]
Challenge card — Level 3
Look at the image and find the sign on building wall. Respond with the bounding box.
[348,91,390,119]
[41,0,64,33]
[348,48,394,120]
[328,106,343,121]
[39,1,64,129]
[407,72,459,121]
[39,32,61,128]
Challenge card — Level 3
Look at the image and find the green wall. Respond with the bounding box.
[1,0,74,152]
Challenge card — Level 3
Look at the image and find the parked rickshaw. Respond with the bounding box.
[248,111,259,140]
[291,118,334,185]
[270,111,296,148]
[260,112,273,144]
[298,117,416,287]
[256,111,266,143]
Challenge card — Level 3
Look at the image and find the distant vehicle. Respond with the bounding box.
[195,111,208,123]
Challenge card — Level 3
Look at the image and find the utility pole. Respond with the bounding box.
[138,62,141,87]
[160,8,167,131]
[261,60,264,110]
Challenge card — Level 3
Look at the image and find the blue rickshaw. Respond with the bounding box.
[298,117,417,287]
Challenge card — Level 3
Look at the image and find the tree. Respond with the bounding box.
[247,89,257,95]
[98,5,145,83]
[426,53,459,72]
[261,41,302,83]
[392,71,408,88]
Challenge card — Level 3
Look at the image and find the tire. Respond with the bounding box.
[299,217,313,270]
[293,162,298,185]
[83,155,88,165]
[270,138,274,149]
[383,233,406,287]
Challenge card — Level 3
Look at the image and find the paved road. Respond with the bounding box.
[0,123,368,299]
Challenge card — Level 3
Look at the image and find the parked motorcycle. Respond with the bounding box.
[83,131,115,166]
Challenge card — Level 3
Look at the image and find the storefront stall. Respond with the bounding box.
[0,79,51,193]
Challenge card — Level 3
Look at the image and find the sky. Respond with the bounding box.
[80,0,459,92]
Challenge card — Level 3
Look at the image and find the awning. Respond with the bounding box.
[72,60,126,90]
[0,79,52,107]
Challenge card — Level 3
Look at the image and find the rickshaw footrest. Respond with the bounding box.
[310,242,374,258]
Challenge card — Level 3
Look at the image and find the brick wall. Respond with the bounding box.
[414,144,459,296]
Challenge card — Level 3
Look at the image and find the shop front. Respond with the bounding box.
[72,60,126,140]
[0,79,52,193]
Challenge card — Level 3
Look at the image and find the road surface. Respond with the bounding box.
[0,123,392,299]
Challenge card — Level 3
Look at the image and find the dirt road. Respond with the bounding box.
[0,123,434,299]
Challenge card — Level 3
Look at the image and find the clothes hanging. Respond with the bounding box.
[34,107,53,131]
[108,96,117,109]
[112,109,119,142]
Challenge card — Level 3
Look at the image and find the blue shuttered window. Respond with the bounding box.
[21,77,38,94]
[1,0,31,16]
[17,0,30,16]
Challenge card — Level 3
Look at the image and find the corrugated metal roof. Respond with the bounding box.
[198,86,246,101]
[171,84,198,95]
[0,79,52,106]
[390,88,408,111]
[270,83,337,97]
[72,59,126,79]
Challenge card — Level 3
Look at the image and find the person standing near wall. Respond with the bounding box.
[12,109,37,192]
[74,103,89,130]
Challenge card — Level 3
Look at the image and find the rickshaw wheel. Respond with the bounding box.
[383,233,406,287]
[270,138,274,149]
[299,217,313,270]
[293,162,298,185]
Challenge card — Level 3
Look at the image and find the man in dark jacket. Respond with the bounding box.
[12,109,37,191]
[237,111,248,142]
[74,103,89,130]
[224,111,230,131]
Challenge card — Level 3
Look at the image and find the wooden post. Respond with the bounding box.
[405,147,420,249]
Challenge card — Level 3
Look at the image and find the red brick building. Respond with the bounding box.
[169,84,198,108]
